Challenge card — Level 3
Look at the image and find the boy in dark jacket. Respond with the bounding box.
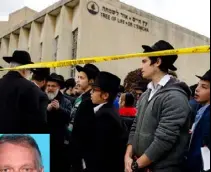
[186,70,210,172]
[69,64,100,171]
[89,71,127,172]
[71,72,127,172]
[68,64,100,132]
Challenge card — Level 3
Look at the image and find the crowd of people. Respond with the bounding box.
[0,40,210,172]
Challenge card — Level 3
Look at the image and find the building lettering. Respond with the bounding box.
[87,2,149,32]
[101,12,110,20]
[101,5,149,32]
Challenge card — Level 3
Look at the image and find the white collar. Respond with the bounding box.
[94,102,107,113]
[32,81,39,88]
[148,74,171,90]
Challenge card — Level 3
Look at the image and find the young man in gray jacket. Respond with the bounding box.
[124,40,191,172]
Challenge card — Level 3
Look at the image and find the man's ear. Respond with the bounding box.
[102,92,109,101]
[89,79,94,85]
[40,80,45,87]
[155,57,162,67]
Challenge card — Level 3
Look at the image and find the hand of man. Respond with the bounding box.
[47,103,53,111]
[51,100,60,110]
[125,155,133,172]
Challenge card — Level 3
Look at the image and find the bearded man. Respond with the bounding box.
[46,73,72,171]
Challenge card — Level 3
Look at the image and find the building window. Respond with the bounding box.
[53,36,59,73]
[40,42,43,62]
[71,28,78,77]
[54,36,59,61]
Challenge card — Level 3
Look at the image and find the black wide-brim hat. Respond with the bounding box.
[47,73,65,89]
[32,68,50,79]
[3,50,34,65]
[142,40,178,71]
[65,78,76,88]
[92,71,121,94]
[76,63,100,80]
[196,69,210,81]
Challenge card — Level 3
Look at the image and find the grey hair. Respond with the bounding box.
[9,62,22,68]
[0,134,43,168]
[9,62,30,72]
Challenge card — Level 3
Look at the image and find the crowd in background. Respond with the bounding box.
[0,40,210,172]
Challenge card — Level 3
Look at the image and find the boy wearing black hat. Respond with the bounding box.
[186,70,210,172]
[76,71,127,172]
[125,40,191,172]
[68,63,100,132]
[69,64,100,171]
[0,50,47,133]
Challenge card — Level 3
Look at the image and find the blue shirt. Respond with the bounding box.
[113,96,119,109]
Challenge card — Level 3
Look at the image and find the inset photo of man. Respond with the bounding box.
[0,134,50,172]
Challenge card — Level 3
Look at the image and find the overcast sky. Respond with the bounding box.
[0,0,210,37]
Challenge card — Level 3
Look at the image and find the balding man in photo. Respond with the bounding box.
[0,134,44,172]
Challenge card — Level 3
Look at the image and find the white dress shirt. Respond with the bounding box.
[94,102,107,113]
[147,74,171,101]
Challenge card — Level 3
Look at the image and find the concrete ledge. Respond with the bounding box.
[0,0,79,39]
[0,0,209,43]
[118,2,209,42]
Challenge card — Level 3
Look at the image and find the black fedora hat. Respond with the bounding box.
[32,68,50,79]
[92,71,121,94]
[76,63,100,80]
[142,40,178,71]
[47,73,65,89]
[196,69,210,81]
[3,50,34,65]
[65,78,76,89]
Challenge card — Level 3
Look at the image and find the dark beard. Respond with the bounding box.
[41,85,46,92]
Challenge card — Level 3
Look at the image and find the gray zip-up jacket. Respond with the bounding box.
[128,78,191,170]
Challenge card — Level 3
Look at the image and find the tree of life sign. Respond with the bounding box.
[87,1,149,32]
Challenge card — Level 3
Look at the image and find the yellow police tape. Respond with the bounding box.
[1,45,210,70]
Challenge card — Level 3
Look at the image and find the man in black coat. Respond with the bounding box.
[45,73,72,171]
[0,50,47,133]
[31,68,50,130]
[31,68,50,91]
[69,64,100,171]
